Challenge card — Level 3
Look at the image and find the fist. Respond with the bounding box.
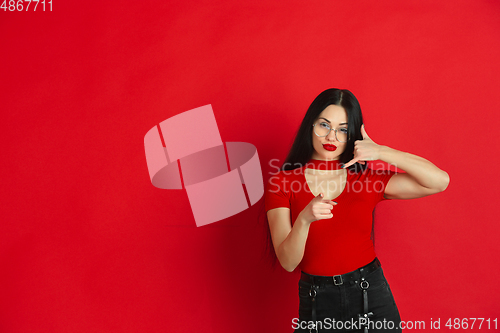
[300,193,337,224]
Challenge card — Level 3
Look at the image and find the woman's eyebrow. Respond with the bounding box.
[319,117,348,126]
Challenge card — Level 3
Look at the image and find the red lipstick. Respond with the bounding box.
[323,144,337,151]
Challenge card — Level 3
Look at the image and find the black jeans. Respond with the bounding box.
[294,264,401,333]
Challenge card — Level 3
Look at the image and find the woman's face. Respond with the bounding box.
[311,104,348,160]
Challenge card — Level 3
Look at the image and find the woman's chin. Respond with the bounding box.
[313,151,342,160]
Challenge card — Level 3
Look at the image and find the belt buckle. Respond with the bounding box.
[333,275,343,286]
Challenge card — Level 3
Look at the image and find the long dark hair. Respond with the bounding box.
[261,88,369,268]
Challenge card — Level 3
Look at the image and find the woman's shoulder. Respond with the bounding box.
[266,167,305,191]
[350,163,398,181]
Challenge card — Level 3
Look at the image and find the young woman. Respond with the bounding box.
[265,89,449,333]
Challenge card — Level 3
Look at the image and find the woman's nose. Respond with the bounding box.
[326,129,337,142]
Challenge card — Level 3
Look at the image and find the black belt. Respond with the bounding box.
[300,257,381,286]
[300,258,381,333]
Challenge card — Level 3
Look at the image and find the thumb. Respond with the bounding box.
[315,193,332,203]
[361,124,371,140]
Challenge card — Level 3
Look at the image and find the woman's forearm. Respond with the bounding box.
[277,214,311,272]
[379,145,450,191]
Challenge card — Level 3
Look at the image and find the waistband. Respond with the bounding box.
[300,258,381,286]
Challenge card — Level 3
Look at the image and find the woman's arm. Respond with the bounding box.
[267,208,310,272]
[343,124,450,200]
[379,146,450,199]
[267,194,336,272]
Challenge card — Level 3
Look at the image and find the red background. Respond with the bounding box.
[2,1,500,332]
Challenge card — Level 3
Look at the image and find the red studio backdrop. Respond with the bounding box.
[2,1,500,332]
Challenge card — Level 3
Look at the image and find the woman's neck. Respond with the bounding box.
[306,158,344,170]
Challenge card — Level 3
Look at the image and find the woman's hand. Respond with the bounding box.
[298,193,337,225]
[343,124,382,168]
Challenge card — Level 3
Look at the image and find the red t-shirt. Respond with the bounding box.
[265,159,397,276]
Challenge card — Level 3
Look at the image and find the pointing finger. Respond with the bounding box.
[342,158,358,169]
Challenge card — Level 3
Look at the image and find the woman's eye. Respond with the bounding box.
[320,122,330,129]
[340,128,348,133]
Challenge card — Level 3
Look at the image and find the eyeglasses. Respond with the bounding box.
[312,121,349,143]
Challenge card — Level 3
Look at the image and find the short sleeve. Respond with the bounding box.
[368,169,398,201]
[264,172,291,212]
